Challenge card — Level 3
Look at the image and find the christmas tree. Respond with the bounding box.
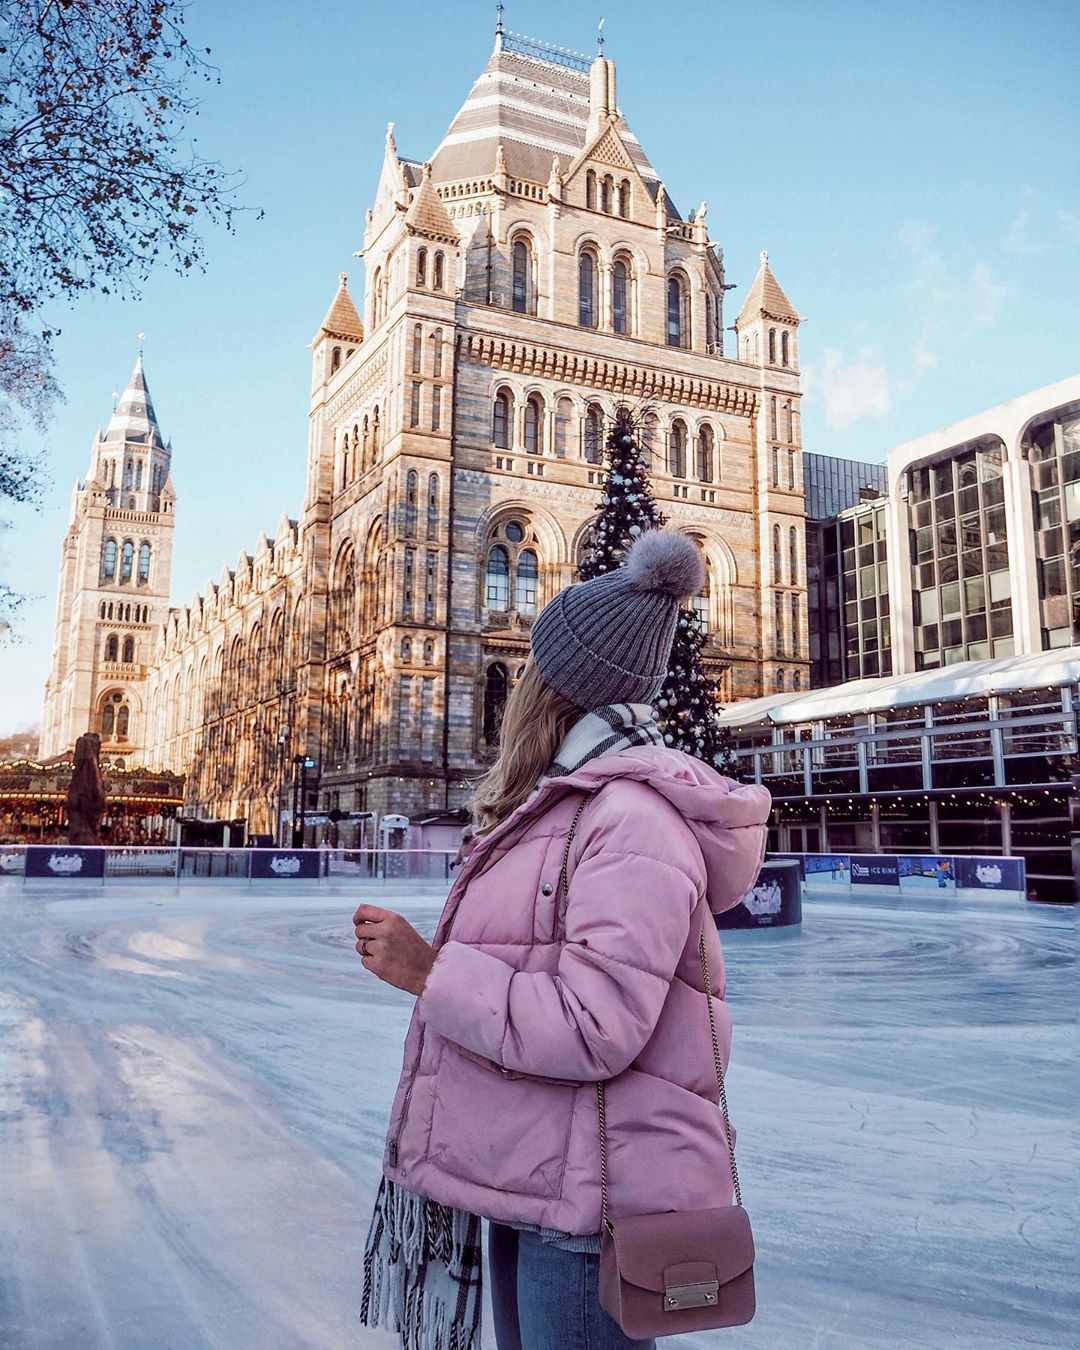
[577,409,739,777]
[578,409,665,581]
[655,608,739,776]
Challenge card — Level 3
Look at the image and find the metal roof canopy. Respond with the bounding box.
[716,646,1080,729]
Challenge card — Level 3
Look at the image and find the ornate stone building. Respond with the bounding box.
[41,32,809,837]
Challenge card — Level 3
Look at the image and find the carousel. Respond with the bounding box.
[0,753,185,844]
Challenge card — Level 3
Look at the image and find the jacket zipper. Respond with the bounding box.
[387,842,489,1173]
[386,781,585,1173]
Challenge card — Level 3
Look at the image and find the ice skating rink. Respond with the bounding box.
[0,878,1074,1349]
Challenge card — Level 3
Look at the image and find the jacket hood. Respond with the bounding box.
[543,745,771,915]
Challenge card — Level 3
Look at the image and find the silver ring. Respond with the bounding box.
[360,936,372,957]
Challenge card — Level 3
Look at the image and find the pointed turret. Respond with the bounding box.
[737,250,799,327]
[316,272,364,343]
[735,251,801,368]
[404,163,459,245]
[103,354,163,448]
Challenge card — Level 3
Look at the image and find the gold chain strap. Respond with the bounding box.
[558,790,743,1238]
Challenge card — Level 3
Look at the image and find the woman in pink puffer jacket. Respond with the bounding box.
[355,530,771,1350]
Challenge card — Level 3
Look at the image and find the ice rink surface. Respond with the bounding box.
[0,876,1075,1350]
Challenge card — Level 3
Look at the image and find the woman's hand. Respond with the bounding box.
[353,903,437,996]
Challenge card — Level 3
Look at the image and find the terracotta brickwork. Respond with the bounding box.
[42,38,809,836]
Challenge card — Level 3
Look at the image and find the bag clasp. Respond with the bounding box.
[664,1280,719,1311]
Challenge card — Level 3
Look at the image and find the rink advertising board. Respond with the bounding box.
[719,859,803,929]
[25,846,106,879]
[954,857,1025,892]
[849,855,900,886]
[248,849,323,880]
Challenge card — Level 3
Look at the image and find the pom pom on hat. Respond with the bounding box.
[622,528,705,599]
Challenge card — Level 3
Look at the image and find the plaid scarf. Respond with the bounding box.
[359,701,662,1348]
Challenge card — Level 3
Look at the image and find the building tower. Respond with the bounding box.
[735,251,807,693]
[40,355,177,763]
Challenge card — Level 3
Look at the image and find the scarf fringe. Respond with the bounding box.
[360,1178,481,1350]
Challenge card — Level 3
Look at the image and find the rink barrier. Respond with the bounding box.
[770,851,1028,901]
[0,845,459,884]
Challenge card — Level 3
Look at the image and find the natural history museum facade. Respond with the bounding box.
[39,32,809,837]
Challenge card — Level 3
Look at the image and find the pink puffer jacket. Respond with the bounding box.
[382,745,771,1233]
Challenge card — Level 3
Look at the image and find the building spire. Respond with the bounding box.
[597,16,605,54]
[103,352,164,447]
[495,1,504,39]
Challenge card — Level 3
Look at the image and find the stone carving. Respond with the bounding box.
[66,733,107,845]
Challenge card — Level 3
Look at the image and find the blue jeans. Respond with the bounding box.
[488,1221,656,1350]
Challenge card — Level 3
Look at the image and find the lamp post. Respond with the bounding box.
[275,723,290,846]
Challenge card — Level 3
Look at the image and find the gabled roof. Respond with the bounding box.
[317,273,364,342]
[429,44,661,194]
[737,251,799,326]
[103,354,164,448]
[405,163,459,244]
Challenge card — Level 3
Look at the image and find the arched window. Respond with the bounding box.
[423,638,434,664]
[524,395,544,454]
[483,662,509,744]
[137,542,151,583]
[427,474,440,539]
[102,537,117,580]
[405,470,419,536]
[696,425,714,482]
[667,273,688,348]
[704,294,713,349]
[101,703,115,736]
[331,346,342,375]
[785,401,794,443]
[371,407,381,460]
[789,526,798,583]
[416,247,427,287]
[412,323,423,373]
[792,669,802,690]
[433,251,445,290]
[618,180,630,218]
[689,547,711,632]
[773,525,782,581]
[432,328,443,379]
[492,390,512,448]
[105,634,119,661]
[515,549,538,613]
[486,545,510,608]
[554,397,573,457]
[512,238,531,313]
[410,382,421,426]
[579,250,598,328]
[583,404,604,463]
[769,397,778,441]
[117,704,129,737]
[774,591,785,654]
[371,266,382,326]
[612,257,630,334]
[402,636,413,663]
[776,669,785,692]
[586,169,597,210]
[120,540,134,581]
[600,175,612,213]
[122,636,135,663]
[642,413,660,464]
[790,593,800,652]
[669,420,687,478]
[768,328,776,364]
[781,331,790,367]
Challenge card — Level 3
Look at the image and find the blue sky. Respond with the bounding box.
[2,0,1078,734]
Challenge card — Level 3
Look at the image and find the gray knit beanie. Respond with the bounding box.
[530,529,706,710]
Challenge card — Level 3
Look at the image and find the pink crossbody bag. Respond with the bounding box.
[561,790,756,1339]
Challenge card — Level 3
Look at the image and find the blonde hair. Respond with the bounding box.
[471,657,581,835]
